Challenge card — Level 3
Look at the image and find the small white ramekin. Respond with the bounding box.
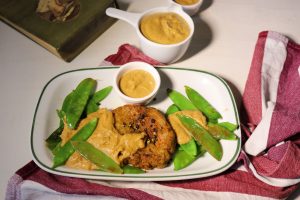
[114,61,161,105]
[170,0,203,16]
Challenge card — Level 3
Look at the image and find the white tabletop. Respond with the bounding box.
[1,0,300,198]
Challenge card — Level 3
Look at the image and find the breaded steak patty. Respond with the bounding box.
[113,104,176,169]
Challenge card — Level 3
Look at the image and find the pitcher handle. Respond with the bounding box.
[106,8,141,28]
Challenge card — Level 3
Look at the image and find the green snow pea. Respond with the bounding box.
[166,104,180,116]
[123,165,145,174]
[174,144,205,171]
[207,123,237,140]
[52,118,98,168]
[185,86,222,122]
[71,141,123,174]
[66,78,96,129]
[85,101,99,115]
[177,115,223,161]
[51,141,62,155]
[180,138,197,156]
[86,86,113,114]
[46,111,66,153]
[218,122,238,132]
[46,91,75,151]
[61,90,76,114]
[174,148,196,171]
[90,86,113,103]
[46,126,64,152]
[167,88,197,111]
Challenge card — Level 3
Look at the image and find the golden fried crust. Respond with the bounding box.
[113,105,176,169]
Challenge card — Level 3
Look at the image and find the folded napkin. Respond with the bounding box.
[6,32,300,200]
[241,31,300,188]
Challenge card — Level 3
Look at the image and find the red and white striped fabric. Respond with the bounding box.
[6,32,300,200]
[241,31,300,188]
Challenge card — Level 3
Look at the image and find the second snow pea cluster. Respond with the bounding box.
[46,78,115,170]
[167,86,238,170]
[46,78,112,152]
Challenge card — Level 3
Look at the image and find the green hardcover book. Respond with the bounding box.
[0,0,118,62]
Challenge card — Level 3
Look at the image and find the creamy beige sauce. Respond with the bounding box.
[60,109,146,170]
[119,69,155,98]
[140,12,190,44]
[168,110,207,144]
[174,0,199,5]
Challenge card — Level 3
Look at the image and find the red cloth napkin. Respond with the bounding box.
[240,31,300,186]
[6,32,300,200]
[102,43,162,66]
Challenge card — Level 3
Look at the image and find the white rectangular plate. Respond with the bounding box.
[31,67,241,181]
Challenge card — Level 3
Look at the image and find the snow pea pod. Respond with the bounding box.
[52,118,98,168]
[166,104,180,116]
[174,144,205,170]
[61,90,76,114]
[167,88,197,111]
[46,91,75,151]
[71,141,123,174]
[207,122,237,140]
[185,86,222,122]
[177,115,223,161]
[85,102,99,115]
[46,110,65,149]
[218,122,238,132]
[90,86,113,103]
[123,165,145,174]
[86,86,113,114]
[46,125,63,152]
[180,138,197,156]
[173,148,196,171]
[51,141,62,155]
[66,78,96,129]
